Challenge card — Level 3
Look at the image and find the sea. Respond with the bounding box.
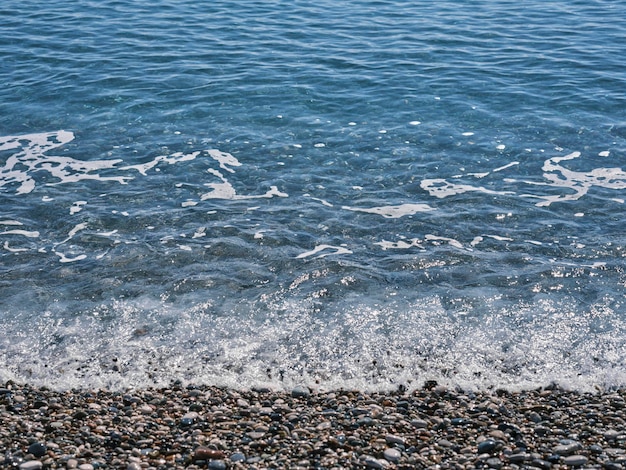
[1,0,625,393]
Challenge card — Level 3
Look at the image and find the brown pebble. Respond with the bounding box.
[193,447,226,460]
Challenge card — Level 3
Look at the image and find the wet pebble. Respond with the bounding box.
[554,441,582,455]
[477,439,498,454]
[27,442,47,458]
[562,455,588,467]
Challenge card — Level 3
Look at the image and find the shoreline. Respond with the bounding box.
[1,382,625,469]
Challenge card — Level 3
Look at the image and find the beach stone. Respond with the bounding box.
[486,457,503,469]
[66,459,78,469]
[181,411,199,426]
[358,416,374,426]
[562,455,588,467]
[363,455,388,469]
[411,418,428,428]
[194,447,226,460]
[489,430,507,440]
[291,386,311,398]
[508,452,530,463]
[605,430,621,441]
[78,465,94,470]
[383,448,401,462]
[19,463,43,470]
[230,452,246,462]
[531,458,552,469]
[208,460,227,470]
[554,441,582,455]
[385,434,406,446]
[72,410,88,420]
[27,442,47,458]
[477,439,498,454]
[589,444,603,454]
[126,464,141,470]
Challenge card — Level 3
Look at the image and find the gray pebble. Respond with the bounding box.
[383,448,401,462]
[486,457,503,469]
[385,434,405,446]
[363,455,388,469]
[181,411,199,426]
[562,455,588,467]
[291,385,311,398]
[509,452,530,463]
[208,460,227,470]
[19,463,43,470]
[230,452,246,462]
[554,442,582,456]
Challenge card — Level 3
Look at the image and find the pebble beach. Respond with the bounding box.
[1,382,625,469]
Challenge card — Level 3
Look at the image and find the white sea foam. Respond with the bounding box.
[375,238,425,250]
[0,229,40,238]
[0,131,131,194]
[521,151,626,206]
[70,201,87,215]
[493,162,519,172]
[55,252,87,263]
[3,242,29,253]
[68,223,88,238]
[421,179,514,198]
[342,203,434,218]
[425,234,465,249]
[296,244,352,259]
[207,149,241,173]
[122,151,201,176]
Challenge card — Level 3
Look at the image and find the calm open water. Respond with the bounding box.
[1,0,625,392]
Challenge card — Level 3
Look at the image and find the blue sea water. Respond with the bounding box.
[1,0,625,392]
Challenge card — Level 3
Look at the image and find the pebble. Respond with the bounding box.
[230,452,246,462]
[291,385,311,398]
[477,439,498,454]
[207,460,227,470]
[0,382,623,469]
[383,448,401,462]
[486,457,503,469]
[363,455,388,469]
[19,463,43,470]
[194,447,226,460]
[508,452,531,463]
[554,441,582,455]
[562,455,588,466]
[27,442,47,458]
[385,434,405,446]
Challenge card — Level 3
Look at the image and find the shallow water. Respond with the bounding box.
[1,0,625,392]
